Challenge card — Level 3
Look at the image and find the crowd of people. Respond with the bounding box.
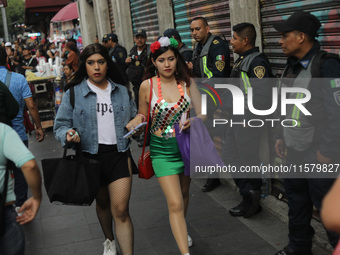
[1,9,340,255]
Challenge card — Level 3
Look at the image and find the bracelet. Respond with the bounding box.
[137,113,146,122]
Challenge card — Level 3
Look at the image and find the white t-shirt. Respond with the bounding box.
[87,79,117,145]
[137,50,142,55]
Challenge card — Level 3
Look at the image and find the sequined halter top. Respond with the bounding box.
[149,78,191,139]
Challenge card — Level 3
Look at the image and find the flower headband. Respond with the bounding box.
[150,36,179,53]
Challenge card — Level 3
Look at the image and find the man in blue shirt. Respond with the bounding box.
[0,46,44,208]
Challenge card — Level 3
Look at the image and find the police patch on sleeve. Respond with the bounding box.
[254,66,265,79]
[334,91,340,106]
[119,52,124,59]
[330,78,340,89]
[216,60,225,72]
[213,39,219,45]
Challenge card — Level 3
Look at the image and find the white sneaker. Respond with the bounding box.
[187,234,193,247]
[102,239,117,255]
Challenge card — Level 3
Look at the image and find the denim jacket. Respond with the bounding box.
[54,79,137,154]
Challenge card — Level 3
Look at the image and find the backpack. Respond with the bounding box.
[311,50,340,78]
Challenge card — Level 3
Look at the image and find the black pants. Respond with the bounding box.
[222,124,262,196]
[284,146,339,252]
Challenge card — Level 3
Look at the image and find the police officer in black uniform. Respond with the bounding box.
[273,11,340,255]
[102,33,128,76]
[190,16,231,192]
[163,28,193,64]
[224,22,273,218]
[125,29,150,108]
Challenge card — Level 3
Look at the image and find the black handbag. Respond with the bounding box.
[41,146,101,206]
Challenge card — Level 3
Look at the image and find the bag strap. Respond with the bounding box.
[70,86,75,109]
[4,71,12,89]
[1,162,10,206]
[140,78,153,159]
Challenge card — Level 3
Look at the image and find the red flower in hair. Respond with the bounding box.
[150,41,161,53]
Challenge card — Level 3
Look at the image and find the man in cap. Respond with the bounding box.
[102,33,128,75]
[19,46,37,76]
[190,16,231,192]
[273,10,340,255]
[5,42,17,71]
[225,22,273,218]
[125,29,150,108]
[163,28,193,65]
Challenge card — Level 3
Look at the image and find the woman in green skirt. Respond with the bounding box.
[127,37,202,255]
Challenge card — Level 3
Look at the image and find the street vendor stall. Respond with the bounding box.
[26,71,63,129]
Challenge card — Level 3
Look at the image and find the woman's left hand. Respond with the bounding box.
[126,118,144,137]
[180,119,191,132]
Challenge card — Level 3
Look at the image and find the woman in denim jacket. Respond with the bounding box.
[54,43,137,255]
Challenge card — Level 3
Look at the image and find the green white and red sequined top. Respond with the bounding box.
[149,78,191,139]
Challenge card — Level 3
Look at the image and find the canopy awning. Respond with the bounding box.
[51,2,78,23]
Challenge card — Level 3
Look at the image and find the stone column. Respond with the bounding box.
[93,0,112,40]
[77,0,96,47]
[229,0,263,51]
[109,0,134,51]
[156,0,175,34]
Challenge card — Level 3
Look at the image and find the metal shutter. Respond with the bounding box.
[261,0,340,76]
[107,0,115,33]
[130,0,159,44]
[172,0,231,48]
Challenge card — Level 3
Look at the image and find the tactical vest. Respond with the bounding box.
[280,55,316,151]
[231,52,262,93]
[127,45,150,87]
[179,44,193,55]
[192,35,218,79]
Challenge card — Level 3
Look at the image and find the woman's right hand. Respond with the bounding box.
[66,129,80,143]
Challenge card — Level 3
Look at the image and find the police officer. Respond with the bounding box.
[163,28,193,64]
[224,22,273,218]
[125,29,150,108]
[273,11,340,255]
[102,33,128,76]
[190,16,231,192]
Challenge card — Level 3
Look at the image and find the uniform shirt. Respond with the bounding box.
[231,47,273,112]
[283,41,340,159]
[126,45,150,87]
[0,66,32,141]
[109,44,128,74]
[0,123,35,203]
[178,44,193,63]
[193,33,230,78]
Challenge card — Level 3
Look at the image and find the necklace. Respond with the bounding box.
[156,76,184,105]
[151,76,190,138]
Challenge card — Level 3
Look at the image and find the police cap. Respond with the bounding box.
[134,29,146,38]
[273,10,321,37]
[164,28,180,39]
[102,33,118,43]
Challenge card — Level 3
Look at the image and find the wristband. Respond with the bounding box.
[137,113,146,122]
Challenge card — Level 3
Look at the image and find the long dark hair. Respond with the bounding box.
[66,43,126,90]
[143,46,191,86]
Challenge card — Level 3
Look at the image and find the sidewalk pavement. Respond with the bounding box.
[23,130,332,255]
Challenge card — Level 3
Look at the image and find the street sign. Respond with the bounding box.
[0,0,7,7]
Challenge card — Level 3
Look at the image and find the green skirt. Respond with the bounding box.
[150,134,184,177]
